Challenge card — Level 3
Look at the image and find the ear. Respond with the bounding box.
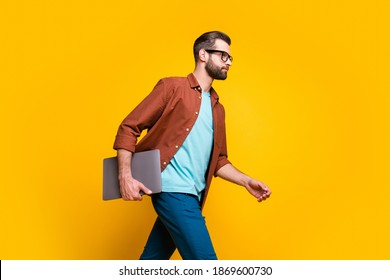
[198,49,207,62]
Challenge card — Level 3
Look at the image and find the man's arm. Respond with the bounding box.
[215,163,271,202]
[114,79,169,201]
[117,149,152,201]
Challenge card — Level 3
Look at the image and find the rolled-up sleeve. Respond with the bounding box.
[214,145,231,176]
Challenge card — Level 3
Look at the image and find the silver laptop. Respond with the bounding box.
[103,149,162,200]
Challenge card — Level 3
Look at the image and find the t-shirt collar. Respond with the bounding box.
[187,73,220,102]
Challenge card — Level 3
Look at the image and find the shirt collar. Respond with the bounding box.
[187,73,220,102]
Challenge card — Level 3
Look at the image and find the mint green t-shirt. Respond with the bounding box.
[161,91,214,200]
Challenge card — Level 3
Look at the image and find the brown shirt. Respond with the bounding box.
[113,73,231,207]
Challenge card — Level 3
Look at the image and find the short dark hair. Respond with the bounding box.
[193,31,231,62]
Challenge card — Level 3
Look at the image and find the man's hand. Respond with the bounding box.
[244,178,271,202]
[119,174,152,201]
[216,163,272,203]
[117,148,152,201]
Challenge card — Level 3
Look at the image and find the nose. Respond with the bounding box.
[226,58,232,66]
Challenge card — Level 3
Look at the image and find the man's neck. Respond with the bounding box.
[192,68,213,93]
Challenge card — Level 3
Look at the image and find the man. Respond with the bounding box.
[113,31,271,260]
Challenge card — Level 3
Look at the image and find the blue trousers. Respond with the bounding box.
[139,192,217,260]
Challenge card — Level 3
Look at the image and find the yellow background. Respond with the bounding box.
[1,0,389,259]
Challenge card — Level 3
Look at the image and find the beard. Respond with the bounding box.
[205,60,228,80]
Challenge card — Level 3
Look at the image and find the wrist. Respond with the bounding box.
[240,175,252,188]
[118,171,132,181]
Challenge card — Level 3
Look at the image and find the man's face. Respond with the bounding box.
[205,39,232,80]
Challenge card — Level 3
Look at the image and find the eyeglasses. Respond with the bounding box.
[205,49,233,63]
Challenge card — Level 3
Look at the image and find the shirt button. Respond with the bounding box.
[195,112,198,115]
[175,145,179,148]
[186,128,189,131]
[163,161,167,165]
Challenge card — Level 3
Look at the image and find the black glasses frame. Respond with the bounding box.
[205,49,233,63]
